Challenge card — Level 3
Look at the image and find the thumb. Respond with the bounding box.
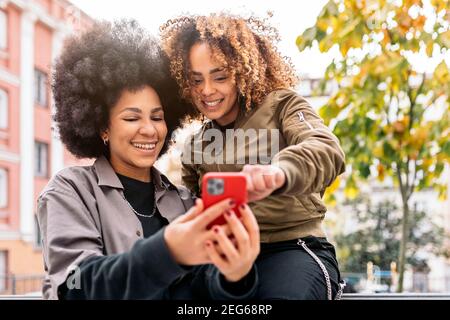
[275,169,286,188]
[177,198,204,222]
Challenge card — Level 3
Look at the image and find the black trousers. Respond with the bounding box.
[255,236,342,300]
[167,236,343,300]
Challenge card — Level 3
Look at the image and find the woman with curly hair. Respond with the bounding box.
[161,13,346,300]
[37,19,260,300]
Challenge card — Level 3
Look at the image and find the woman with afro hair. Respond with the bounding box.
[161,13,346,300]
[37,19,260,300]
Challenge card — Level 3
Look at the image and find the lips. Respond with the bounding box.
[202,98,224,110]
[132,142,157,151]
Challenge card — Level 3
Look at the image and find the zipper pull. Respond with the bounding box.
[298,112,305,122]
[297,112,314,130]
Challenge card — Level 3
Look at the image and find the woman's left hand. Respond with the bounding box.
[205,203,260,282]
[241,164,286,202]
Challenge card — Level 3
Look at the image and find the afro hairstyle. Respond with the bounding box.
[52,19,193,159]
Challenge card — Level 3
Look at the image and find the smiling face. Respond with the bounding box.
[103,86,167,182]
[188,42,239,126]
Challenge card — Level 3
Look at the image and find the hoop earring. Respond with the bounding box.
[103,137,109,146]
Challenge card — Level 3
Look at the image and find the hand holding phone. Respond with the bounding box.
[201,172,247,229]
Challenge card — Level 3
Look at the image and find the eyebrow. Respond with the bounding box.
[120,106,163,114]
[191,67,225,76]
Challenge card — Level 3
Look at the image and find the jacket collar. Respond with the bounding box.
[94,156,174,191]
[207,103,253,131]
[94,156,123,189]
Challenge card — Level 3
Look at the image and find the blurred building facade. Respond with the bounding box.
[0,0,92,294]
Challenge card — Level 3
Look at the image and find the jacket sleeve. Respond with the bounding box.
[37,176,189,300]
[181,132,201,197]
[63,229,192,300]
[271,90,346,196]
[206,264,259,300]
[189,264,259,300]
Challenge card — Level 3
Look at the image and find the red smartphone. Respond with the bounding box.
[201,172,247,229]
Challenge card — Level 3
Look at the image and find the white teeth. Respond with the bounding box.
[204,99,222,107]
[132,143,156,150]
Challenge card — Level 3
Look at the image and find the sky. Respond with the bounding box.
[67,0,449,78]
[68,0,333,77]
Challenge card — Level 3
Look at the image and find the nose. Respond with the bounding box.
[138,120,157,136]
[201,79,216,96]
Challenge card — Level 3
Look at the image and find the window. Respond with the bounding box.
[0,89,8,129]
[34,69,48,107]
[0,10,6,50]
[35,142,48,177]
[0,168,7,208]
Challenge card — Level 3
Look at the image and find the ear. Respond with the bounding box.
[100,129,109,140]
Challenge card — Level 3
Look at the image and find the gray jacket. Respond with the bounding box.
[37,156,256,299]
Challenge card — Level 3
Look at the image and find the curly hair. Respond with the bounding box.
[160,13,298,113]
[52,19,192,159]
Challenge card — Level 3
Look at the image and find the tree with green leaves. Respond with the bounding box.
[297,0,450,292]
[335,197,446,291]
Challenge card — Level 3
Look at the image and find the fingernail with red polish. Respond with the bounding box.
[229,199,236,206]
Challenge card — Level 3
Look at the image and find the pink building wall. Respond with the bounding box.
[0,0,94,291]
[34,21,53,205]
[0,3,21,230]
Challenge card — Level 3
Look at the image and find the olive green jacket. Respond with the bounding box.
[181,89,345,242]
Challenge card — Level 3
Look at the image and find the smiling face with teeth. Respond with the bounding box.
[102,86,167,182]
[188,42,240,126]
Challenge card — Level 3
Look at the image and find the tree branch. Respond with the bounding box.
[405,156,410,191]
[386,91,393,126]
[406,70,415,131]
[408,73,427,130]
[407,160,417,202]
[396,162,407,204]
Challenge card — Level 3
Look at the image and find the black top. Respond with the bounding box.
[214,120,235,132]
[117,173,167,238]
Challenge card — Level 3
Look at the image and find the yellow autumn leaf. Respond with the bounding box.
[422,158,433,169]
[327,176,341,193]
[409,126,429,148]
[434,61,450,84]
[396,10,412,35]
[404,0,422,6]
[431,0,448,12]
[377,163,385,181]
[409,150,419,160]
[438,185,448,201]
[393,119,406,134]
[373,145,384,158]
[324,193,337,207]
[344,184,359,199]
[426,42,434,57]
[317,18,329,32]
[441,29,450,48]
[413,15,426,30]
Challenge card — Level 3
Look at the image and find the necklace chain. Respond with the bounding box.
[122,188,157,218]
